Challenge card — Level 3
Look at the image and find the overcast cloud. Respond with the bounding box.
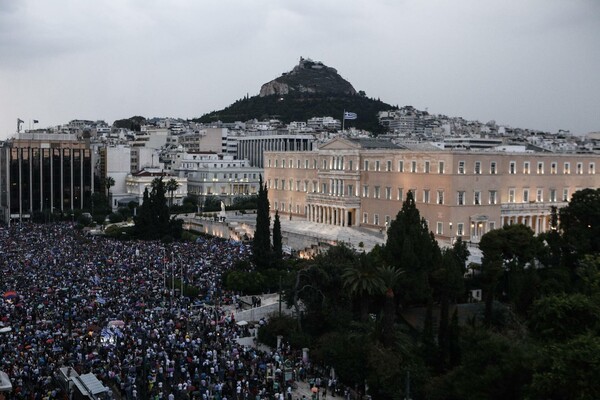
[1,0,599,138]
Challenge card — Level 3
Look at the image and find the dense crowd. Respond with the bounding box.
[0,223,328,400]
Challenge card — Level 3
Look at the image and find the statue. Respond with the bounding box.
[219,201,227,221]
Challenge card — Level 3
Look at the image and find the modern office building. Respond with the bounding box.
[0,132,96,223]
[264,137,599,243]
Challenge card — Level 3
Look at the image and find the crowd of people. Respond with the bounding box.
[0,223,333,400]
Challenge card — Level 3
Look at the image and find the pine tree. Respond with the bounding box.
[252,175,272,269]
[384,190,441,304]
[273,210,283,264]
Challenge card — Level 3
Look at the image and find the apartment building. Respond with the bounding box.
[264,137,599,243]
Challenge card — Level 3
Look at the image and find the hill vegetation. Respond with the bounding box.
[195,93,395,134]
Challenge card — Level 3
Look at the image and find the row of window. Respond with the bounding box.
[268,157,596,176]
[506,161,595,175]
[270,178,573,205]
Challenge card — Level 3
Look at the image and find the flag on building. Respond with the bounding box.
[33,119,39,123]
[343,111,357,120]
[17,118,24,124]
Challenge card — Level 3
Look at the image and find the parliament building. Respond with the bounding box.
[264,137,599,244]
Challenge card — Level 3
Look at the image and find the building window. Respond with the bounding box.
[509,188,515,203]
[489,221,496,231]
[523,189,529,203]
[297,159,301,169]
[274,201,278,210]
[551,162,557,174]
[398,160,404,172]
[385,187,392,200]
[282,159,286,168]
[509,161,516,174]
[474,191,481,205]
[282,180,286,190]
[457,191,465,205]
[439,161,445,174]
[564,162,570,174]
[549,189,557,202]
[437,190,444,205]
[375,161,381,171]
[385,215,391,225]
[423,189,430,203]
[364,160,369,171]
[425,161,430,173]
[537,189,543,202]
[563,188,569,201]
[274,179,278,189]
[374,186,380,199]
[363,185,369,198]
[348,184,354,196]
[304,181,308,192]
[296,180,300,191]
[386,160,392,172]
[397,188,404,201]
[436,222,443,235]
[577,162,583,174]
[474,161,481,174]
[363,212,368,224]
[457,223,464,236]
[590,162,595,175]
[490,161,497,174]
[489,190,498,204]
[411,160,417,173]
[313,159,317,169]
[268,159,272,168]
[524,161,530,174]
[458,161,465,174]
[322,183,327,193]
[537,162,544,174]
[374,214,380,225]
[323,159,327,169]
[305,159,309,169]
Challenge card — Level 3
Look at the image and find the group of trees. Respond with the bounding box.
[132,176,183,240]
[253,188,600,399]
[251,175,283,269]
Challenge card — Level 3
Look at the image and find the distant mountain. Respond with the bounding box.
[196,58,396,133]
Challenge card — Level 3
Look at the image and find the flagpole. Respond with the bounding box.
[342,110,345,132]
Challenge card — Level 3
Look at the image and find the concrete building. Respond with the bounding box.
[0,132,96,223]
[236,133,316,168]
[178,128,226,154]
[264,137,599,244]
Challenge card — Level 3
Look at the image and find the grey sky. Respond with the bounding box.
[1,0,599,139]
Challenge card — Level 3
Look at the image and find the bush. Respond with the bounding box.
[108,212,125,223]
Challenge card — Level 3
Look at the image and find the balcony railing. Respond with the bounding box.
[306,192,361,208]
[500,201,567,214]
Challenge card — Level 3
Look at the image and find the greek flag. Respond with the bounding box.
[343,111,357,120]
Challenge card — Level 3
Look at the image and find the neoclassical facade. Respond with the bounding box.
[264,137,599,243]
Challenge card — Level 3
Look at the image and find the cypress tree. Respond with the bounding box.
[273,210,283,264]
[252,175,272,269]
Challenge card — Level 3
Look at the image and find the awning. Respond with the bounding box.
[0,371,12,392]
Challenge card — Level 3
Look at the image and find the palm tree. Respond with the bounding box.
[342,253,384,322]
[166,178,180,208]
[104,176,115,209]
[377,265,404,347]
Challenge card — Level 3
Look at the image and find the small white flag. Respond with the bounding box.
[343,111,357,120]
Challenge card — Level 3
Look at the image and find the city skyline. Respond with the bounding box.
[1,0,599,139]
